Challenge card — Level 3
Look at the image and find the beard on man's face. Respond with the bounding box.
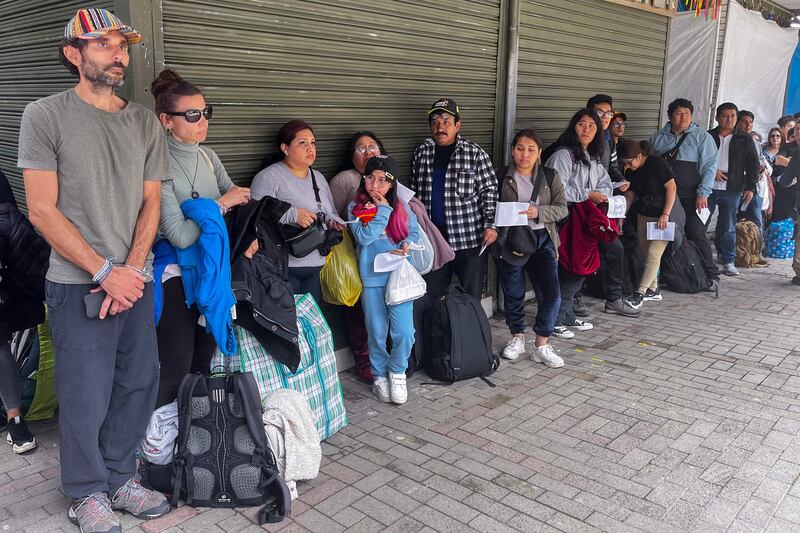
[81,55,127,88]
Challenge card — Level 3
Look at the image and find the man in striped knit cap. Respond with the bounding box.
[18,8,170,532]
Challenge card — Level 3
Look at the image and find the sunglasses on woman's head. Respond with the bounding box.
[165,105,213,123]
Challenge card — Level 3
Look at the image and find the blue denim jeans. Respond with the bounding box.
[498,230,561,338]
[742,191,764,239]
[708,189,742,264]
[361,286,414,378]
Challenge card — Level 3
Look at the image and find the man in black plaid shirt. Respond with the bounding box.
[410,98,498,299]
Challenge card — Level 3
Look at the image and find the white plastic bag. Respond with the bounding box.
[407,230,435,275]
[385,258,427,305]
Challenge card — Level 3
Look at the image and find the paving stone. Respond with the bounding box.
[6,263,800,531]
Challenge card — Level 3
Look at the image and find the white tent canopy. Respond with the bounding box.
[663,0,797,136]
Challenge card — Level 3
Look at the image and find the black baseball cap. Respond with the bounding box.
[428,98,460,121]
[364,155,399,181]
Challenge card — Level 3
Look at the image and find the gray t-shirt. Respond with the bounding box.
[251,161,337,268]
[17,89,169,283]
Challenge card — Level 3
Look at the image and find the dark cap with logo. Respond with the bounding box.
[428,98,460,121]
[364,155,400,182]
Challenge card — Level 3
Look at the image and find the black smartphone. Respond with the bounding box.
[83,290,106,319]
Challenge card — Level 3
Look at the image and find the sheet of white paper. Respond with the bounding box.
[697,207,711,225]
[647,222,676,241]
[397,182,416,204]
[495,202,529,227]
[374,252,406,272]
[611,181,628,189]
[607,195,627,218]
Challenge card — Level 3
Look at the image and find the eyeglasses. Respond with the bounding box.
[595,110,614,119]
[610,122,626,128]
[364,175,391,184]
[430,112,455,123]
[165,105,213,123]
[354,144,381,156]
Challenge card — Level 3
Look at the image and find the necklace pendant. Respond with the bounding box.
[191,190,200,199]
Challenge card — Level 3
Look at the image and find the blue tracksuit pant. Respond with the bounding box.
[361,286,414,378]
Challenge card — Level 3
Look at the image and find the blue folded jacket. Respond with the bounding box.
[153,198,237,355]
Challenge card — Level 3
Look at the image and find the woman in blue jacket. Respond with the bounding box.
[349,156,420,405]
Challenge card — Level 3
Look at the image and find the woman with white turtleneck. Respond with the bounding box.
[151,69,250,408]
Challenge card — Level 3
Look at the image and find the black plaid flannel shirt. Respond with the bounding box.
[410,136,497,252]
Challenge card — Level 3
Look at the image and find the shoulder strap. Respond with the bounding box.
[665,132,689,159]
[308,168,324,215]
[172,373,204,506]
[198,147,214,172]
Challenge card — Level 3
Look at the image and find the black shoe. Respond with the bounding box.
[643,288,662,302]
[573,294,589,317]
[604,298,640,317]
[627,292,644,310]
[703,279,720,298]
[6,416,37,454]
[792,277,800,286]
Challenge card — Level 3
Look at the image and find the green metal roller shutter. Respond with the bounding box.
[0,1,115,206]
[159,0,504,185]
[515,0,669,146]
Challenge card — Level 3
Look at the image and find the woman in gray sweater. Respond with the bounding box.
[251,120,342,303]
[151,69,250,407]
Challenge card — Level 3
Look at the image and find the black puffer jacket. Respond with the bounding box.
[0,170,49,339]
[228,196,301,372]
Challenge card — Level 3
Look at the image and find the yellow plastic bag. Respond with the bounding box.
[320,230,362,306]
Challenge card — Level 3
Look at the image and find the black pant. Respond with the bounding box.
[289,266,323,304]
[423,247,485,299]
[556,267,585,326]
[155,277,216,408]
[598,238,624,301]
[47,281,158,498]
[680,196,720,281]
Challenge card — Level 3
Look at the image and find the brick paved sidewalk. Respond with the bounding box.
[3,261,800,533]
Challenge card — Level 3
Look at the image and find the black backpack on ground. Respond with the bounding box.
[143,370,291,525]
[406,293,434,378]
[659,240,709,294]
[424,286,499,383]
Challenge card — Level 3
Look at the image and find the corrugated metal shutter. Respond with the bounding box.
[0,0,114,206]
[159,0,503,184]
[515,0,669,146]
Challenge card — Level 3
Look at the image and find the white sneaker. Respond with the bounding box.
[552,326,575,339]
[501,336,525,360]
[532,344,564,368]
[723,263,739,276]
[372,376,391,403]
[388,373,407,404]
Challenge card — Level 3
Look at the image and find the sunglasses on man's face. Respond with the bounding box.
[165,105,213,123]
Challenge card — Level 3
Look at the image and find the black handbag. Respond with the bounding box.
[282,169,339,257]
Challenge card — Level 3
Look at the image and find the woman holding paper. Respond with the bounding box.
[494,129,567,367]
[348,155,420,405]
[618,139,676,309]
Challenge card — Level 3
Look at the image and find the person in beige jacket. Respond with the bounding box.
[493,128,568,368]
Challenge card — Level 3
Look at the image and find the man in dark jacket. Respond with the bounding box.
[707,102,759,276]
